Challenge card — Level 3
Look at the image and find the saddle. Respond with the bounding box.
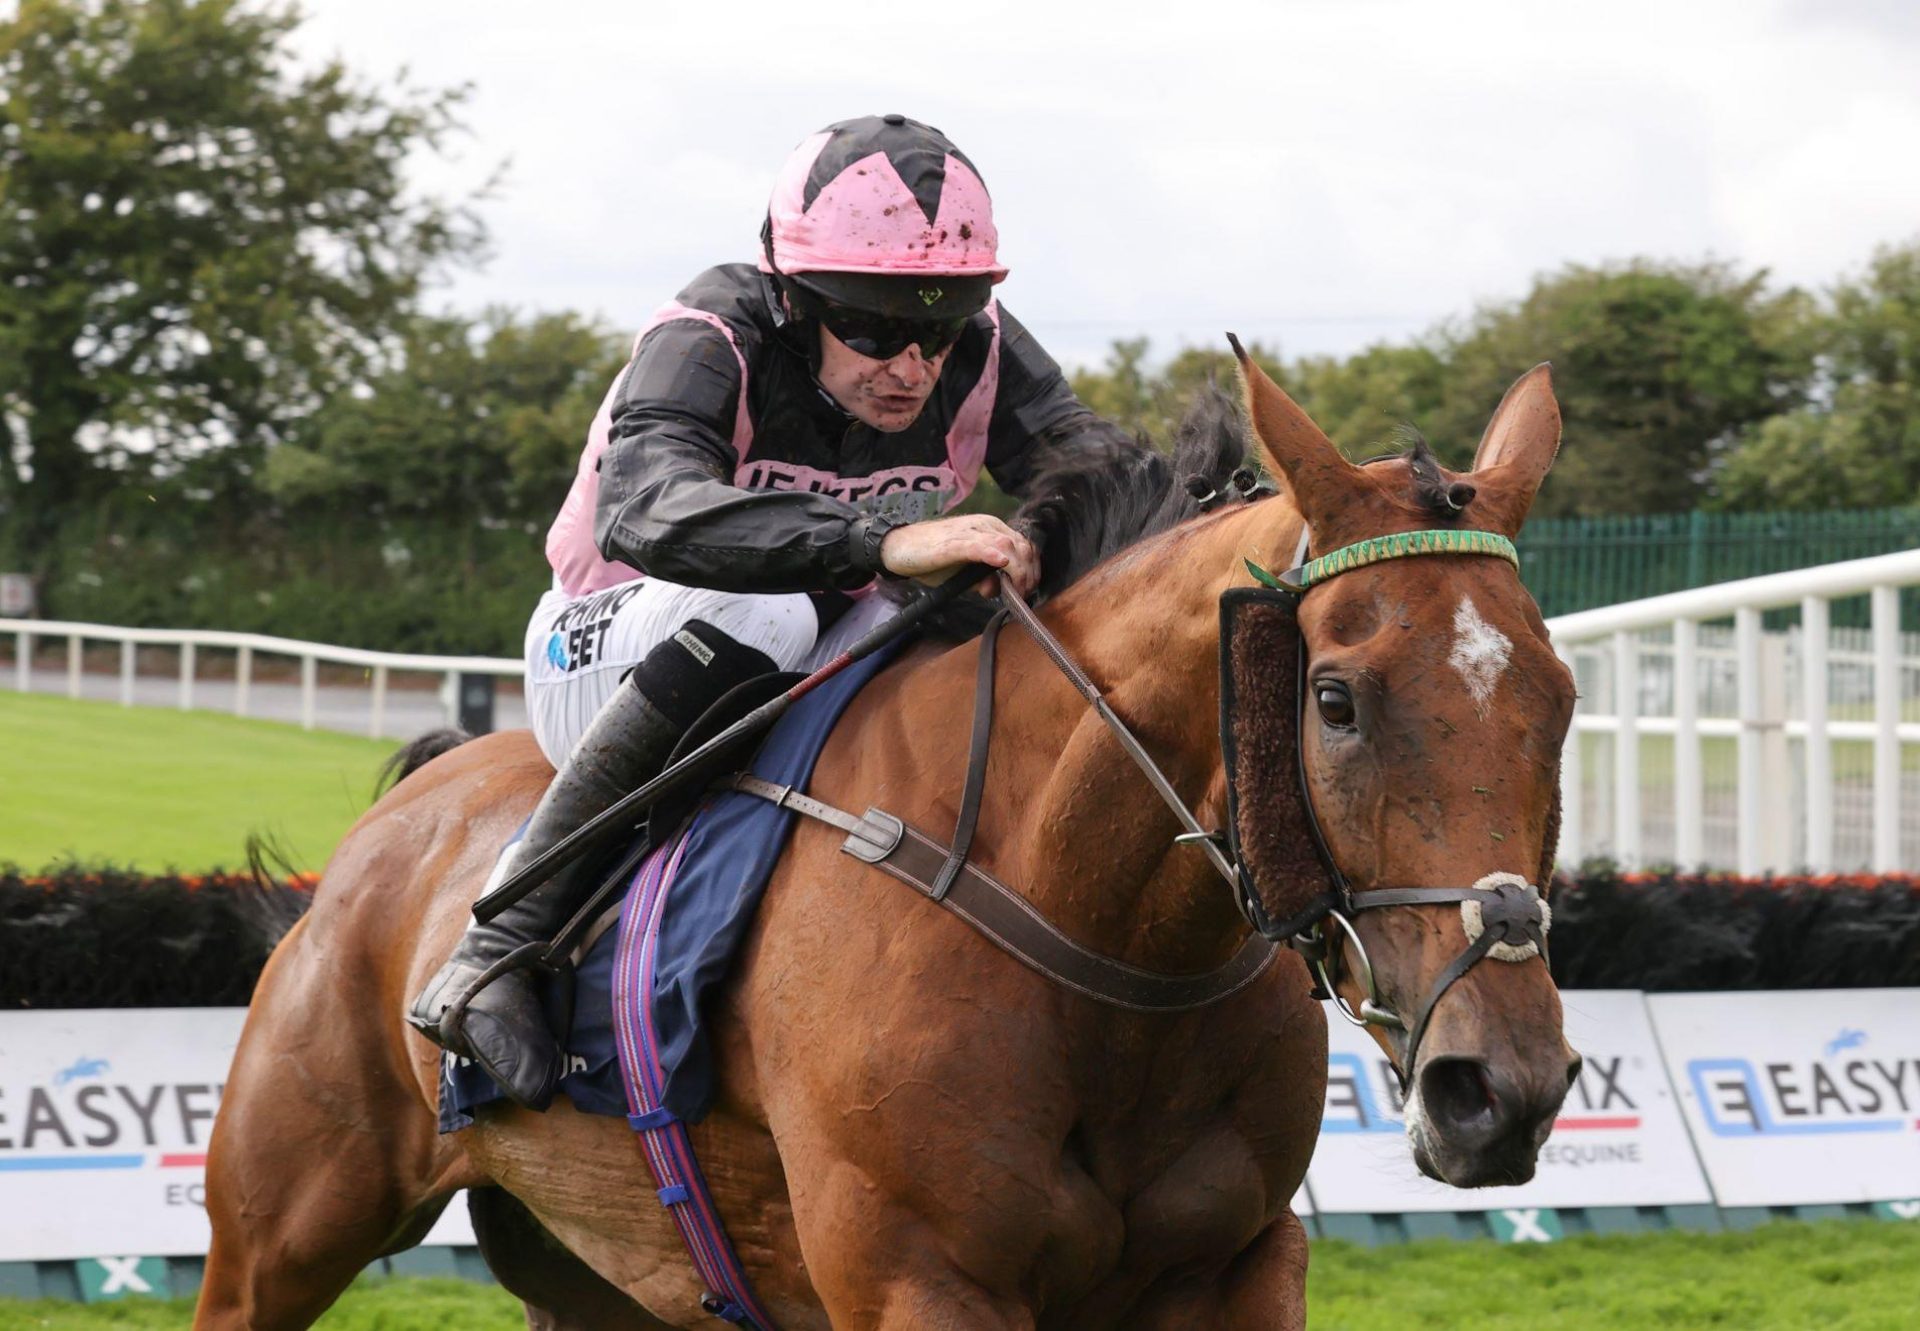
[438,647,900,1134]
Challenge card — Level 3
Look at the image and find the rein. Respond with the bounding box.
[737,525,1549,1084]
[735,595,1276,1012]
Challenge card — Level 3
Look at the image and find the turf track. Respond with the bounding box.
[0,692,396,874]
[3,1221,1917,1328]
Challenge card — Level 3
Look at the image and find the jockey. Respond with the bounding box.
[409,114,1140,1109]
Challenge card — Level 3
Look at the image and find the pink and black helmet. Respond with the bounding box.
[761,114,1006,322]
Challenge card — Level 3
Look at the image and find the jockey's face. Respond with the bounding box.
[817,324,950,433]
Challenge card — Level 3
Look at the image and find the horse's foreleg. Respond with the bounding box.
[822,1263,1036,1331]
[195,1071,470,1330]
[866,1284,1037,1331]
[786,1170,1036,1331]
[194,952,479,1329]
[1125,1208,1309,1331]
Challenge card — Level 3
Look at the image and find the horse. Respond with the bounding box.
[195,353,1580,1330]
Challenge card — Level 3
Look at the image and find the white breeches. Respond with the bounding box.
[521,578,899,767]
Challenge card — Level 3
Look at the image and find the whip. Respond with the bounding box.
[471,564,991,923]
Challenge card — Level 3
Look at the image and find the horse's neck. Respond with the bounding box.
[987,500,1299,974]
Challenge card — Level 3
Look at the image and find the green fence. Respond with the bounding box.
[1517,508,1920,618]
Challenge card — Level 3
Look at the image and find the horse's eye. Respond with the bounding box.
[1315,681,1357,729]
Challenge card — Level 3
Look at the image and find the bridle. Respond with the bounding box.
[996,520,1553,1091]
[1226,524,1554,1088]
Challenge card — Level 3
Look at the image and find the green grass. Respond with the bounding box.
[1310,1220,1920,1329]
[0,1277,521,1329]
[0,692,396,874]
[3,1221,1917,1328]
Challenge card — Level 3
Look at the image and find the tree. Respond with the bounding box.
[1068,336,1285,445]
[1060,264,1808,518]
[1420,262,1808,517]
[1068,337,1156,437]
[1711,240,1920,511]
[0,0,483,570]
[40,310,627,655]
[263,308,629,542]
[1288,341,1450,459]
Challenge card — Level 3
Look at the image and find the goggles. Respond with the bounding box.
[813,301,971,363]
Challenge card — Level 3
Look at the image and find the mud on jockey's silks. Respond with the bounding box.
[1222,525,1553,1087]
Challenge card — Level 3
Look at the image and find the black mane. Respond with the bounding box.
[1015,386,1253,597]
[984,401,1467,615]
[888,387,1259,639]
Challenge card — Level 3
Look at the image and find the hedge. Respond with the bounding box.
[4,865,1919,1009]
[0,869,313,1008]
[1546,864,1920,991]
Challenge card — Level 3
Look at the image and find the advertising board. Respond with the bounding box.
[0,1009,472,1261]
[1306,990,1711,1213]
[1646,988,1920,1208]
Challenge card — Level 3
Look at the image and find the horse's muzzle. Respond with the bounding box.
[1408,1052,1580,1188]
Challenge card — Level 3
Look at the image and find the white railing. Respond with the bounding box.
[1544,548,1920,876]
[1,617,519,737]
[13,548,1920,874]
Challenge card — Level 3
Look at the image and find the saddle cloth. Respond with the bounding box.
[438,641,904,1134]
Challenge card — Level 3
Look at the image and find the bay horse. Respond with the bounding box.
[196,355,1579,1330]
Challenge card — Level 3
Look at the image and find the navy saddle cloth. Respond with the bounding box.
[440,642,902,1133]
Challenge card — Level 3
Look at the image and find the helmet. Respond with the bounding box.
[761,114,1006,322]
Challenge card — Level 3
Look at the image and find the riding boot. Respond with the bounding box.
[407,619,777,1110]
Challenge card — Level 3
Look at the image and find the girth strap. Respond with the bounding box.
[727,773,1277,1012]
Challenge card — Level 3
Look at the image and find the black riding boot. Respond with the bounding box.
[407,619,775,1110]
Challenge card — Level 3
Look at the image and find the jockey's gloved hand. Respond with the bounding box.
[880,514,1041,598]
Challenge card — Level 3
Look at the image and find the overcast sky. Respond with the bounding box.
[285,0,1920,369]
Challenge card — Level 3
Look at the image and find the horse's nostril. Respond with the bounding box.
[1420,1057,1498,1133]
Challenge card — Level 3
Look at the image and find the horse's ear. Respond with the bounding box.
[1470,363,1561,532]
[1227,333,1357,520]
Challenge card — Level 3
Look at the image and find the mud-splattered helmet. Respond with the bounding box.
[760,114,1006,329]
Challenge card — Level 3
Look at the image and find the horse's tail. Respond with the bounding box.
[374,727,475,798]
[239,830,321,949]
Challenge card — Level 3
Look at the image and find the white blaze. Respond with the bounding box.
[1448,597,1511,712]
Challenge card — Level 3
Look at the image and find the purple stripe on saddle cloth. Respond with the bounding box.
[613,823,779,1330]
[606,641,903,1326]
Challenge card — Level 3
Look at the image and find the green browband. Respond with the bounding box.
[1245,528,1520,593]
